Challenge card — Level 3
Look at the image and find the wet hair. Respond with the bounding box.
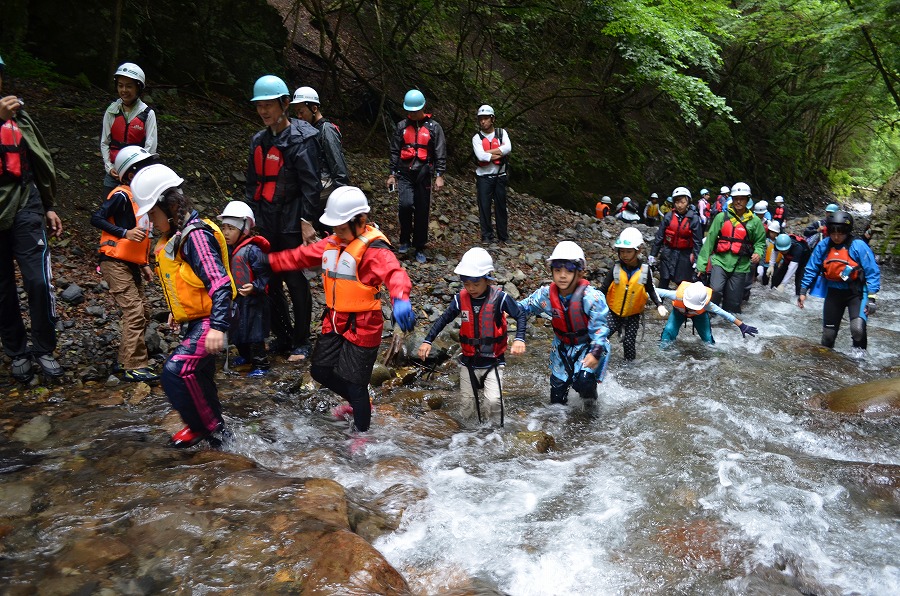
[156,187,193,239]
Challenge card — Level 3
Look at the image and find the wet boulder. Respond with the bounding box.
[512,430,556,453]
[808,376,900,416]
[300,529,410,595]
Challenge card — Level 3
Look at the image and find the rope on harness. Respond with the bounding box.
[465,360,504,427]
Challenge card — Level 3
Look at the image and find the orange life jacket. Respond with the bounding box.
[715,216,753,256]
[664,213,694,250]
[549,279,591,345]
[596,203,610,218]
[108,106,151,164]
[822,242,862,282]
[605,263,649,317]
[321,226,387,312]
[400,121,431,162]
[98,185,151,265]
[252,143,284,202]
[458,286,508,358]
[0,119,25,180]
[672,281,712,318]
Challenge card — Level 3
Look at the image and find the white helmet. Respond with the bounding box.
[320,186,370,226]
[682,282,711,310]
[113,146,156,180]
[774,195,784,203]
[650,192,659,199]
[730,182,751,197]
[767,220,782,234]
[454,247,494,278]
[615,227,644,249]
[672,186,692,200]
[114,62,146,87]
[131,164,185,216]
[700,188,710,195]
[218,201,256,233]
[291,86,319,104]
[547,241,586,269]
[477,104,494,117]
[622,196,631,203]
[753,200,769,214]
[600,195,612,204]
[720,186,730,194]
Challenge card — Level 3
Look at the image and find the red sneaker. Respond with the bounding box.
[169,426,206,448]
[331,403,355,420]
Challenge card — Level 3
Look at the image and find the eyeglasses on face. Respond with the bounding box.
[460,275,485,283]
[550,260,581,272]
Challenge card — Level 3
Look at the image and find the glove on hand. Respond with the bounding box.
[647,255,656,266]
[392,298,416,332]
[866,300,877,316]
[657,305,668,318]
[738,323,758,338]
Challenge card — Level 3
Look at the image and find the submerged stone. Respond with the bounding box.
[808,376,900,416]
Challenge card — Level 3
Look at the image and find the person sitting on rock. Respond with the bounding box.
[263,186,415,433]
[518,241,610,405]
[598,228,666,362]
[418,247,526,426]
[90,146,160,382]
[656,281,758,349]
[217,201,271,378]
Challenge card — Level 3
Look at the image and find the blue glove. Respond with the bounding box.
[392,298,416,332]
[738,323,758,338]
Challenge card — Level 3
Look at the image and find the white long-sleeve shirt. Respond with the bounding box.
[99,98,158,174]
[472,128,512,177]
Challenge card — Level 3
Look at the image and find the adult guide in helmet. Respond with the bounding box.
[472,104,512,244]
[649,186,703,291]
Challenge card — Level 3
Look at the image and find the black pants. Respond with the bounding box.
[709,265,748,314]
[0,208,57,359]
[311,332,379,432]
[822,287,866,349]
[476,174,509,242]
[236,342,269,369]
[398,166,432,250]
[607,312,641,361]
[263,231,311,351]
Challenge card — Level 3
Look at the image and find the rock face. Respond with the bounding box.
[807,376,900,416]
[870,168,900,259]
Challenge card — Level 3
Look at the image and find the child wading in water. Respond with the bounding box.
[598,228,666,361]
[131,164,236,448]
[217,201,271,377]
[419,248,526,426]
[518,241,610,405]
[656,281,758,349]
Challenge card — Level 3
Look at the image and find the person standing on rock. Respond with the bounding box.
[100,62,157,198]
[264,187,415,433]
[696,182,765,313]
[518,241,610,405]
[649,186,703,291]
[471,105,511,244]
[291,86,350,232]
[418,247,526,426]
[0,54,65,383]
[797,210,880,359]
[385,89,447,264]
[246,75,322,362]
[131,164,236,448]
[90,146,159,382]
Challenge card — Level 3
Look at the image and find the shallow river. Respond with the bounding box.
[1,272,898,595]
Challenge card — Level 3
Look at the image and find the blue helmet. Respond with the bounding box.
[825,203,839,213]
[775,234,792,252]
[403,89,426,111]
[251,75,290,102]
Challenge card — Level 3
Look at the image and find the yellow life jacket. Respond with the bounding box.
[763,240,782,267]
[606,263,649,317]
[322,226,388,312]
[98,185,152,265]
[154,219,237,322]
[672,280,712,317]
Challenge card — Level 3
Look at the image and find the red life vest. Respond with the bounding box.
[252,143,284,202]
[477,132,501,166]
[458,286,508,358]
[0,119,25,180]
[230,235,270,287]
[596,203,610,218]
[822,242,862,282]
[715,216,753,256]
[701,200,711,220]
[108,106,151,164]
[664,213,694,250]
[549,279,591,345]
[774,205,785,220]
[399,120,431,162]
[98,185,152,265]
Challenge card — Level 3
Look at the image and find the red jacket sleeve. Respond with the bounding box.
[360,244,412,300]
[269,237,327,272]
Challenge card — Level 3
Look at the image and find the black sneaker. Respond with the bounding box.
[123,367,160,382]
[11,357,34,383]
[36,354,64,378]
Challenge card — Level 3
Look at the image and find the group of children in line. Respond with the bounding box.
[87,62,881,447]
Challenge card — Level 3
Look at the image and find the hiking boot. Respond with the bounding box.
[287,345,310,363]
[11,357,34,383]
[231,356,248,366]
[123,367,160,382]
[169,425,207,448]
[247,368,269,378]
[398,243,409,254]
[36,354,64,379]
[415,251,427,264]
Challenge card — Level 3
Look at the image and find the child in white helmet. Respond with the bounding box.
[518,241,611,405]
[100,62,157,197]
[418,247,527,426]
[217,201,271,377]
[598,228,666,361]
[656,281,758,348]
[758,220,783,284]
